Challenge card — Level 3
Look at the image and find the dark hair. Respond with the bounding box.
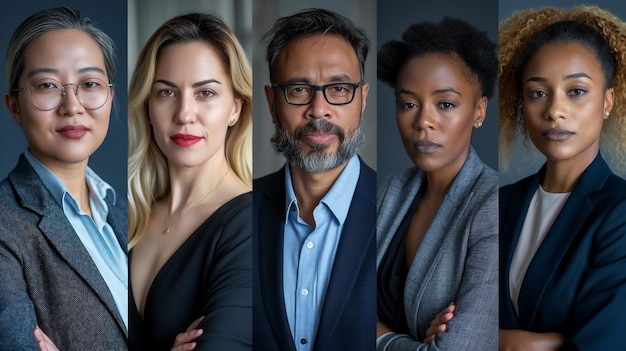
[6,7,116,91]
[377,17,497,98]
[520,20,614,88]
[263,8,370,83]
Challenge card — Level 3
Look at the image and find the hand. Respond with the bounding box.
[424,302,455,343]
[499,329,564,351]
[171,316,205,351]
[376,320,392,338]
[33,327,59,351]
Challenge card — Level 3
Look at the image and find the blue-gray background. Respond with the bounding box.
[499,0,626,185]
[377,0,499,182]
[253,0,377,177]
[0,1,128,196]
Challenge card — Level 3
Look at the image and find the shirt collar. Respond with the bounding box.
[24,149,116,210]
[284,154,360,225]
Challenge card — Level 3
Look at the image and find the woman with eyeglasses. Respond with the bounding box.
[127,13,252,351]
[0,7,127,351]
[376,18,498,350]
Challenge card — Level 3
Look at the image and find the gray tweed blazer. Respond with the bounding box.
[376,148,498,351]
[0,155,127,350]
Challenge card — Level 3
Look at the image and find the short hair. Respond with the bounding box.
[499,6,626,174]
[377,17,497,99]
[127,13,252,248]
[6,7,116,91]
[263,8,370,83]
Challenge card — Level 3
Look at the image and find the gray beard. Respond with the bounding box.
[271,118,364,173]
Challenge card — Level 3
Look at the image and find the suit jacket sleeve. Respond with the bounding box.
[378,192,498,351]
[0,236,39,350]
[195,200,252,350]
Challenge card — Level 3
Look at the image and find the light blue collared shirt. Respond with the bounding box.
[283,155,360,351]
[24,151,128,329]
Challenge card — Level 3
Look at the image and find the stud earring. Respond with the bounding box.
[477,121,483,128]
[605,111,610,117]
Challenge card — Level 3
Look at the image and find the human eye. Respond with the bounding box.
[568,88,587,97]
[158,89,176,98]
[438,101,456,110]
[80,79,106,91]
[398,101,417,111]
[197,90,216,99]
[527,90,547,99]
[35,80,58,90]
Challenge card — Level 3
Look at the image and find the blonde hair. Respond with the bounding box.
[128,13,252,248]
[499,6,626,174]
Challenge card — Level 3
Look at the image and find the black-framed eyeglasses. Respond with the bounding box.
[272,81,364,106]
[11,78,113,111]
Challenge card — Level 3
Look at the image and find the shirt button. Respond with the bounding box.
[301,288,309,296]
[300,338,307,344]
[306,241,314,249]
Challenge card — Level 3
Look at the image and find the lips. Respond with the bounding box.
[413,140,442,154]
[171,134,203,147]
[542,128,575,141]
[57,125,88,139]
[302,131,337,144]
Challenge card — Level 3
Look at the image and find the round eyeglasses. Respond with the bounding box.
[272,81,364,106]
[11,78,113,111]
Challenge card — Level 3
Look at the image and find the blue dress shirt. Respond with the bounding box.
[24,151,128,329]
[283,155,360,351]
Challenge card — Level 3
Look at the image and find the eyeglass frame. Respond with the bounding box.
[10,78,114,111]
[271,81,365,106]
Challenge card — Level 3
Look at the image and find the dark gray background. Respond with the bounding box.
[377,0,499,183]
[0,1,128,196]
[499,0,626,185]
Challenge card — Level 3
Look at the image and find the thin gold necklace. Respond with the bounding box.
[163,168,229,235]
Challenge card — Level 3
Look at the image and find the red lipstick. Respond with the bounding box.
[171,134,202,147]
[57,125,88,139]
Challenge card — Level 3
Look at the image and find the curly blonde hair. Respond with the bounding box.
[499,6,626,174]
[128,13,252,248]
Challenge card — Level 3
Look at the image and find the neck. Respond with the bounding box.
[289,160,348,227]
[167,154,229,212]
[423,147,469,197]
[542,145,598,193]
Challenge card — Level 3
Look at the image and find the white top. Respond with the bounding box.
[509,185,570,315]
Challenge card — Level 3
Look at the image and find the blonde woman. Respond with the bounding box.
[127,13,252,350]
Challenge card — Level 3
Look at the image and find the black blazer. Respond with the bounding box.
[500,153,626,350]
[0,155,127,350]
[253,158,376,351]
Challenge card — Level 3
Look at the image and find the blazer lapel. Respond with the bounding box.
[314,160,376,351]
[499,173,540,329]
[517,155,610,328]
[257,168,297,351]
[10,156,127,335]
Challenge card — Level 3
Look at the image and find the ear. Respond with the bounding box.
[360,82,370,114]
[264,85,277,124]
[229,96,243,126]
[603,87,615,119]
[4,93,22,125]
[473,96,488,128]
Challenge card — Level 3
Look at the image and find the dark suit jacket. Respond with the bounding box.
[500,153,626,350]
[0,155,127,350]
[253,158,376,351]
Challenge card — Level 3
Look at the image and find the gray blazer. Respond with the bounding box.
[376,148,498,351]
[0,155,127,350]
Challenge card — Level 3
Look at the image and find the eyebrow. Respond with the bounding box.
[27,66,106,78]
[526,72,592,83]
[284,74,354,85]
[397,87,462,97]
[153,79,221,88]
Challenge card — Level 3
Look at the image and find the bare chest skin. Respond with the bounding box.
[405,194,443,268]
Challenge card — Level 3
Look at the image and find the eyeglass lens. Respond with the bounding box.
[284,83,357,105]
[30,78,111,110]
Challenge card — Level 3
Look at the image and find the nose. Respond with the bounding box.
[174,94,196,124]
[545,94,567,121]
[306,89,330,120]
[414,105,435,131]
[57,83,84,116]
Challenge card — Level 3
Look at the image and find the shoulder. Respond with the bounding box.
[253,168,284,190]
[219,193,253,234]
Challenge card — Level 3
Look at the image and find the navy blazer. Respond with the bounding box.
[0,155,127,350]
[500,153,626,350]
[253,158,376,351]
